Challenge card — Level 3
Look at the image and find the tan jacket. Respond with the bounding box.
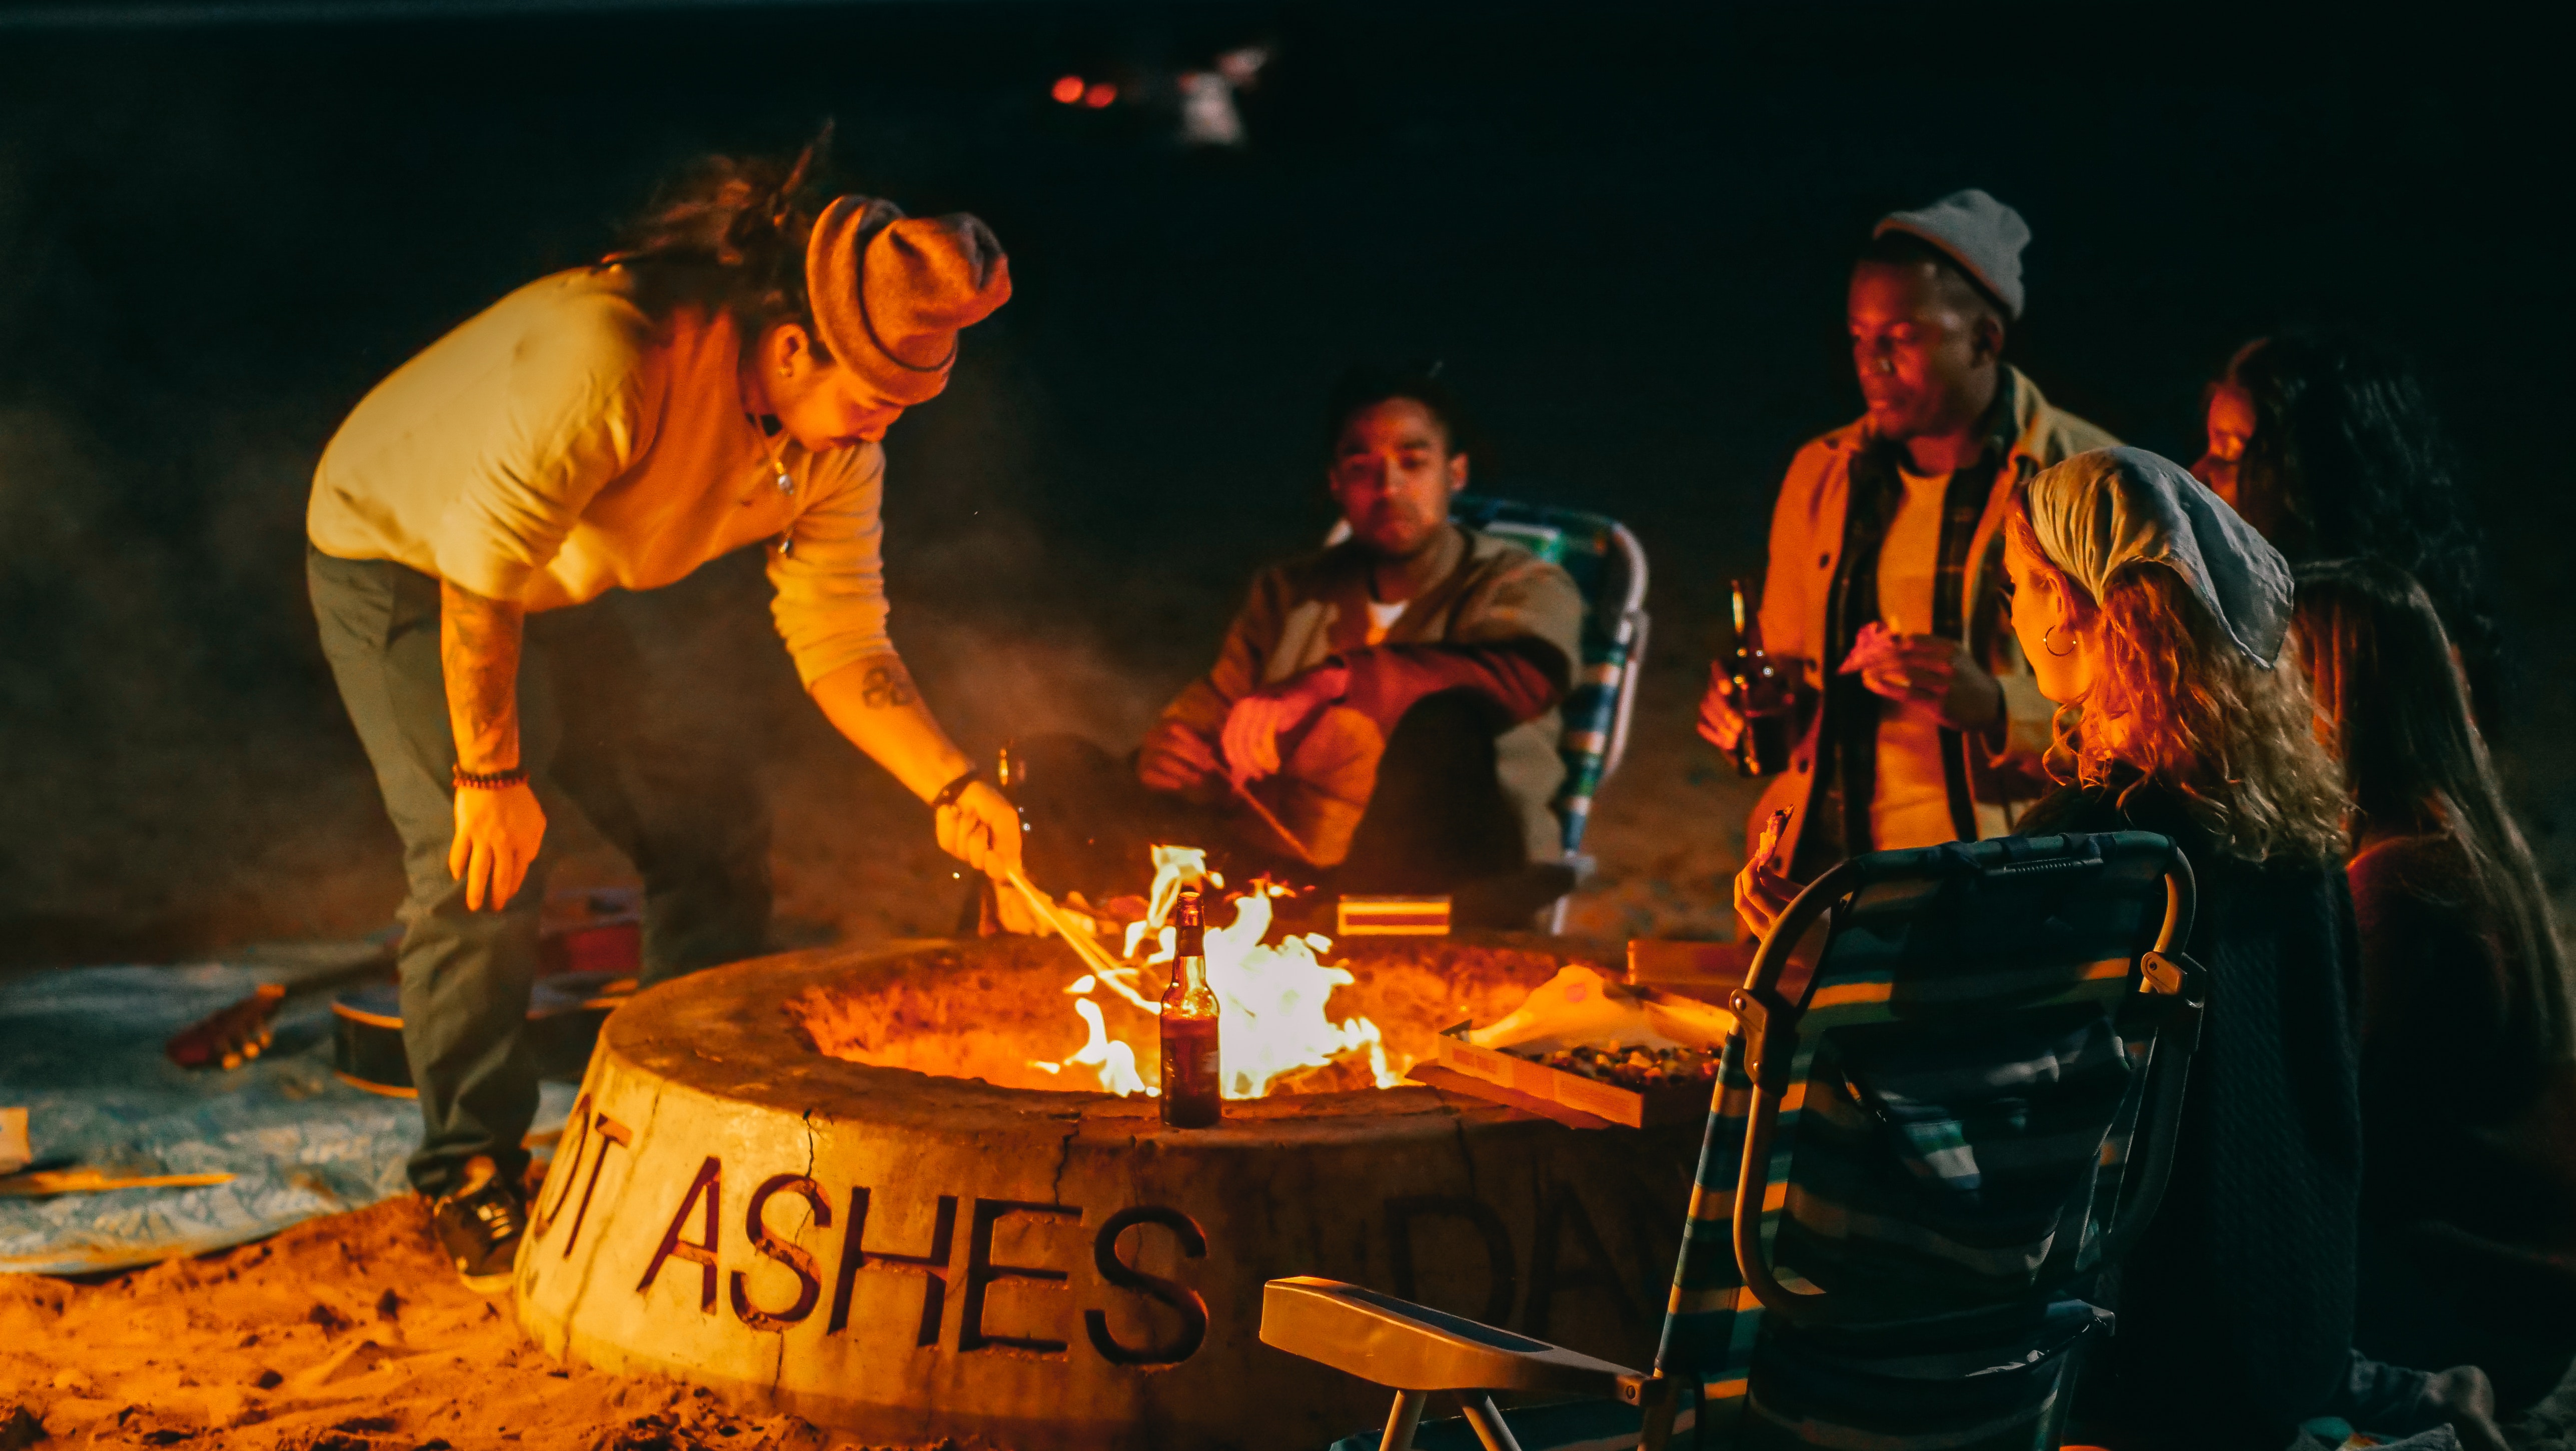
[1161,530,1584,864]
[308,266,895,688]
[1750,367,2118,866]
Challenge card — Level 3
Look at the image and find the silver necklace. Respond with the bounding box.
[755,420,796,497]
[754,417,796,556]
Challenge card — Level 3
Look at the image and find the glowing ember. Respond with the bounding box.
[1030,846,1401,1100]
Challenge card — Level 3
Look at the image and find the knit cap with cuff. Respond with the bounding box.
[804,194,1011,406]
[1873,187,2031,320]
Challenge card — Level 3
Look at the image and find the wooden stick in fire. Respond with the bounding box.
[1002,869,1128,980]
[1225,777,1321,867]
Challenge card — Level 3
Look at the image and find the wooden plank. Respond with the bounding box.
[0,1170,236,1197]
[1404,1063,1619,1131]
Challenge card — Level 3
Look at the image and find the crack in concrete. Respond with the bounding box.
[556,1064,658,1352]
[1048,1117,1079,1206]
[773,1106,823,1395]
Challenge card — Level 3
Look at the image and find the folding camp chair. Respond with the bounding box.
[1264,831,2208,1450]
[1328,496,1651,932]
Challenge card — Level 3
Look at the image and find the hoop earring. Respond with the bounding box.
[2043,624,2076,658]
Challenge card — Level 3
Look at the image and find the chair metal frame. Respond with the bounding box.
[1723,844,2206,1329]
[1260,1277,1680,1451]
[1263,833,2213,1451]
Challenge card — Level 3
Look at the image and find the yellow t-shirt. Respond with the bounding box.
[307,265,894,688]
[1871,467,1962,849]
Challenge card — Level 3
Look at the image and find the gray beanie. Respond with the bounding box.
[1873,188,2030,320]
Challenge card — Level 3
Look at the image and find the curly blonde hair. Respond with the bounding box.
[2008,501,2347,866]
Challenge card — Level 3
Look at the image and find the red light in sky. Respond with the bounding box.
[1051,75,1085,105]
[1084,82,1118,109]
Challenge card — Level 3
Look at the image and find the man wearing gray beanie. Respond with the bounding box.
[1699,188,2116,874]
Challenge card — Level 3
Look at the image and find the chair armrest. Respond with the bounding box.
[1259,1277,1646,1398]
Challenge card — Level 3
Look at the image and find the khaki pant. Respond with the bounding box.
[307,547,770,1197]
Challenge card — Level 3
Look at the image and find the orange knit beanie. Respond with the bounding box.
[804,194,1011,406]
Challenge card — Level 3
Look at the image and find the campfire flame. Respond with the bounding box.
[1031,846,1401,1100]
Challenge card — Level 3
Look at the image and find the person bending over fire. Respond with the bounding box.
[1019,369,1582,927]
[304,138,1021,1290]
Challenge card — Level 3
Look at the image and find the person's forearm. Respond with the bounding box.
[810,652,976,801]
[1335,642,1563,729]
[440,579,524,772]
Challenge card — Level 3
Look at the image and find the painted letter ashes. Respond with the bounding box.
[516,937,1694,1449]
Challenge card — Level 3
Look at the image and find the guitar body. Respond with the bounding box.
[330,972,636,1097]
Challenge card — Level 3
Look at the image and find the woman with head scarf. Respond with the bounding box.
[1737,449,2503,1448]
[305,136,1022,1289]
[2292,558,2576,1409]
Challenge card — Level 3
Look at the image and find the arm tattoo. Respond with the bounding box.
[440,580,525,772]
[858,660,919,710]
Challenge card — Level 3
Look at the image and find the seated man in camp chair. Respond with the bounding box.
[1024,369,1582,927]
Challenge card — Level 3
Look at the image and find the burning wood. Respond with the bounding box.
[1030,845,1399,1100]
[789,845,1446,1101]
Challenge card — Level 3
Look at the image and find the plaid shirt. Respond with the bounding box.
[1801,382,2023,872]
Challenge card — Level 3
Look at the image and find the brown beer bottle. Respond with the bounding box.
[1728,578,1795,777]
[1158,886,1222,1128]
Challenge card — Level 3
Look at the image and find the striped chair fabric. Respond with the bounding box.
[1445,496,1650,860]
[1313,831,2202,1451]
[1656,831,2201,1449]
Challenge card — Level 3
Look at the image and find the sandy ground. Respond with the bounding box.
[8,1191,2574,1451]
[0,1192,868,1451]
[0,669,1756,1451]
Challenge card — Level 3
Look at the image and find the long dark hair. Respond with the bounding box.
[2227,329,2502,723]
[604,125,840,357]
[2293,558,2570,1063]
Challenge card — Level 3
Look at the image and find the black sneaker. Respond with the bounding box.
[433,1161,527,1294]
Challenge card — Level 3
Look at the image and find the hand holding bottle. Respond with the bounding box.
[1696,664,1748,754]
[1712,578,1796,776]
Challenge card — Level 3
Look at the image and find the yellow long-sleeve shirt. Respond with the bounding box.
[307,265,893,687]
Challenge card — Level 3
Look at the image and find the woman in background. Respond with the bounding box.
[2293,558,2576,1410]
[1737,448,2504,1449]
[2192,329,2503,726]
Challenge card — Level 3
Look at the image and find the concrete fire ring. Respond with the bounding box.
[515,937,1701,1451]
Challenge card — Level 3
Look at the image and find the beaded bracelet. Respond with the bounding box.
[453,764,530,791]
[928,768,979,812]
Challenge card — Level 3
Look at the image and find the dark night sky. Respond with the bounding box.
[2,1,2569,957]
